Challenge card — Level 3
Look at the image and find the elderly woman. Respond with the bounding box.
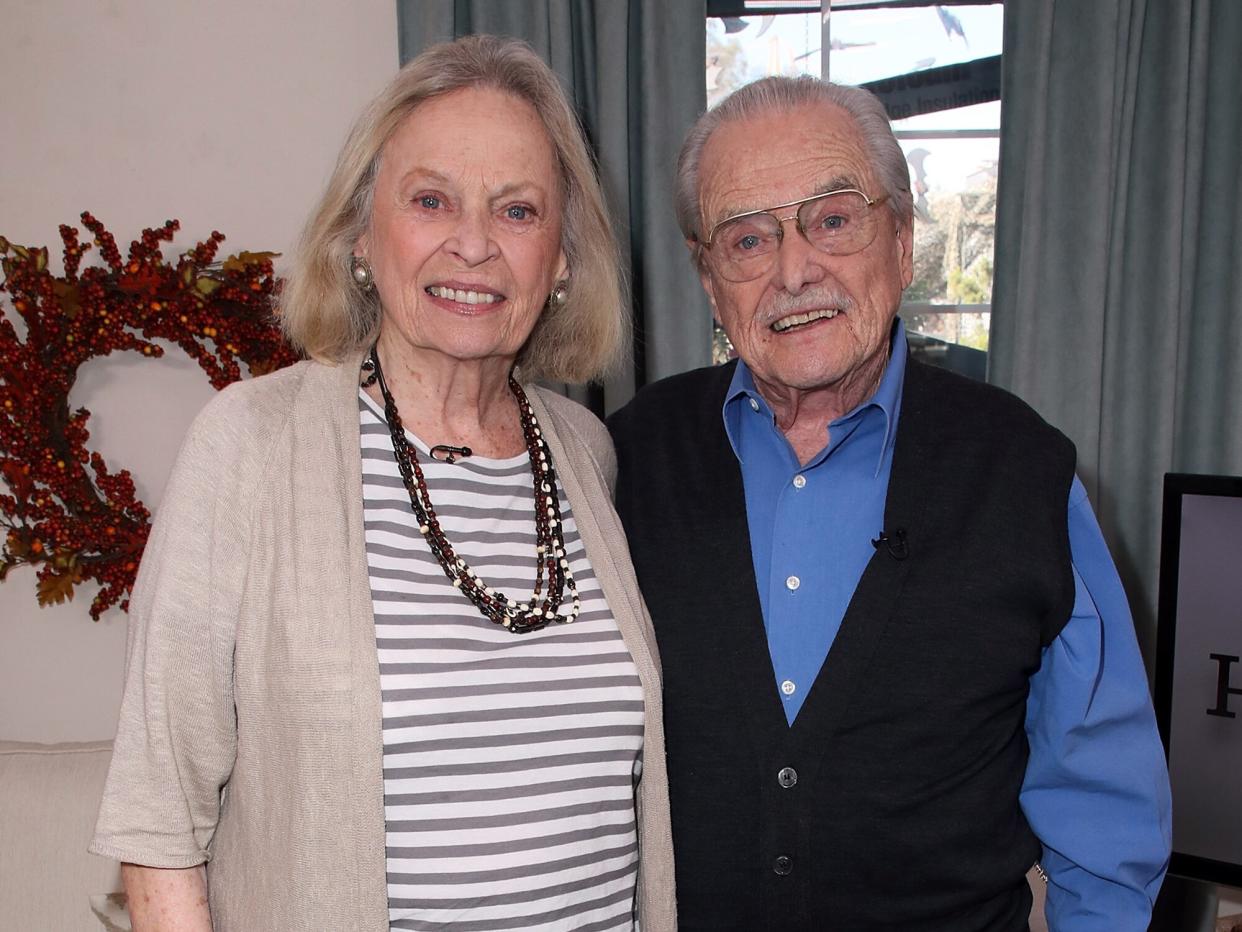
[91,35,675,932]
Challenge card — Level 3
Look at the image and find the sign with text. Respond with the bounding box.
[862,55,1000,122]
[1156,473,1242,888]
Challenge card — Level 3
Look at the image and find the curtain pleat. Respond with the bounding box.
[991,0,1242,660]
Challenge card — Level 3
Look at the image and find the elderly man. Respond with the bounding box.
[607,76,1171,931]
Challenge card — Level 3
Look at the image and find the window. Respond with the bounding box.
[706,1,1003,381]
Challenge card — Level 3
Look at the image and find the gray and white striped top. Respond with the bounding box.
[360,391,644,932]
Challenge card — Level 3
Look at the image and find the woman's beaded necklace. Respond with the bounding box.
[364,347,580,634]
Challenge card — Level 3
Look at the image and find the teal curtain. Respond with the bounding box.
[397,0,711,413]
[990,0,1242,665]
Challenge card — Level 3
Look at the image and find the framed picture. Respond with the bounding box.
[1155,473,1242,888]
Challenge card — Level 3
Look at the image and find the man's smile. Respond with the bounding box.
[771,307,840,332]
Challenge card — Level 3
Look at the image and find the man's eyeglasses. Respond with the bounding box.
[697,188,889,283]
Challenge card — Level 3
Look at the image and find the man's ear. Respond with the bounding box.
[690,240,722,324]
[896,220,914,290]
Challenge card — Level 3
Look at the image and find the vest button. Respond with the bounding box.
[777,766,798,788]
[773,854,793,875]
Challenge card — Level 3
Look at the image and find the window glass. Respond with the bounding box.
[828,5,1002,85]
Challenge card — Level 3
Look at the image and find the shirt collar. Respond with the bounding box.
[722,318,908,476]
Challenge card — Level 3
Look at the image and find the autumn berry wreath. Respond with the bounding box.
[0,214,297,618]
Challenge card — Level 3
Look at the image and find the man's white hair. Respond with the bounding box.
[675,76,913,250]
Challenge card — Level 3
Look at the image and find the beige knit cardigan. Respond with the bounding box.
[90,354,676,931]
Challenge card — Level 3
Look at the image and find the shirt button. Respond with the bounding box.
[785,575,800,591]
[793,474,806,489]
[773,855,793,875]
[778,766,798,788]
[748,398,760,412]
[781,679,796,696]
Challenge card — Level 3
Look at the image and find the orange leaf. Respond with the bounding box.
[221,251,280,273]
[2,462,33,500]
[53,280,82,318]
[37,569,78,606]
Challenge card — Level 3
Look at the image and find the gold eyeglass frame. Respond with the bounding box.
[699,186,889,254]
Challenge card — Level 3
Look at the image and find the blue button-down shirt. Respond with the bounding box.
[722,321,1171,930]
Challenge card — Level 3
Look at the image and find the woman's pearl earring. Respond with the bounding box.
[350,256,374,291]
[548,280,569,309]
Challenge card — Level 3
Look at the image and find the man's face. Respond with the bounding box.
[695,102,913,401]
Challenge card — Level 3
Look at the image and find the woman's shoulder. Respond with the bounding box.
[529,387,617,490]
[177,358,341,474]
[530,387,604,439]
[190,358,323,441]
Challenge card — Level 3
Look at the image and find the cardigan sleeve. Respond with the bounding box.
[90,385,264,868]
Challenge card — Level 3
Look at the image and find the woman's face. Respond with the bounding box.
[358,86,567,371]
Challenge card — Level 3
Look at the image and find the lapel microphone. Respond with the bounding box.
[871,527,909,561]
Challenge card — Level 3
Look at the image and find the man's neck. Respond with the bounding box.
[750,351,889,466]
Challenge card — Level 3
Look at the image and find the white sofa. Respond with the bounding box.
[0,741,124,932]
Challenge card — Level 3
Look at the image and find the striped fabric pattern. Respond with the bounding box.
[359,391,644,932]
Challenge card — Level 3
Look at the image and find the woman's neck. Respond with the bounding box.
[365,334,526,459]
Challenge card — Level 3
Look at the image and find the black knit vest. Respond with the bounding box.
[609,359,1076,932]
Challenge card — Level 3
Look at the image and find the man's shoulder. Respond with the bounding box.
[627,361,734,408]
[608,362,734,433]
[904,359,1072,449]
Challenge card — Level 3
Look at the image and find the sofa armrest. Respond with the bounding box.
[0,741,122,932]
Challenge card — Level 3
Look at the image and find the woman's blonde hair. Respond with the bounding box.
[279,35,627,384]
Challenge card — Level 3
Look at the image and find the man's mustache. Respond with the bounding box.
[761,289,854,326]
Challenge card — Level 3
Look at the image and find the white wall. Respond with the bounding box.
[0,0,398,742]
